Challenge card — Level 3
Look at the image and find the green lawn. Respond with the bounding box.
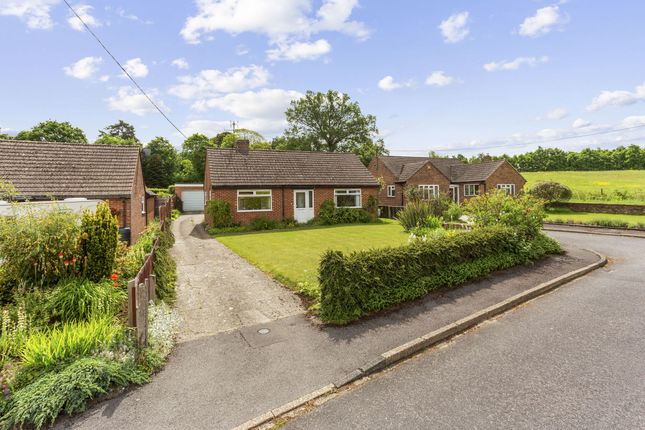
[546,208,645,227]
[523,170,645,204]
[215,219,409,295]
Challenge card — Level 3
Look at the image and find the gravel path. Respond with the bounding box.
[171,214,304,341]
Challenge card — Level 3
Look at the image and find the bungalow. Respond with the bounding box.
[368,155,525,211]
[204,140,379,224]
[0,139,153,242]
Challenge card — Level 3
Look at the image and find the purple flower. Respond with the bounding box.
[3,388,9,394]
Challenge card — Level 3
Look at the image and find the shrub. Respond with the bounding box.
[1,357,148,430]
[403,185,424,202]
[529,181,573,203]
[79,202,119,282]
[205,200,233,228]
[396,201,435,231]
[170,209,181,220]
[0,305,32,363]
[0,205,81,288]
[464,190,546,238]
[153,228,177,303]
[443,201,463,222]
[46,279,126,323]
[147,301,180,361]
[317,199,372,225]
[249,216,279,231]
[319,226,561,324]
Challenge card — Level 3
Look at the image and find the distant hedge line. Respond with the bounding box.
[319,226,561,324]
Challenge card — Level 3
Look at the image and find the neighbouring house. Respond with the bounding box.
[204,140,379,224]
[368,155,525,213]
[0,139,153,242]
[174,183,205,212]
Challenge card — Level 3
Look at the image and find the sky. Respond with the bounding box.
[1,0,644,156]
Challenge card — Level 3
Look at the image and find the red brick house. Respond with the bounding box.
[0,139,153,242]
[368,155,525,211]
[204,140,379,224]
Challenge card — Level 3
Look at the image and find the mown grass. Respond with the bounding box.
[545,208,645,228]
[214,219,409,295]
[523,170,645,204]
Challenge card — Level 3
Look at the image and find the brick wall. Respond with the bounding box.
[551,201,645,215]
[368,158,403,206]
[403,162,451,204]
[108,199,128,228]
[129,157,147,241]
[485,161,526,197]
[146,196,155,224]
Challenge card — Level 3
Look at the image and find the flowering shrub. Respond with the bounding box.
[147,301,180,359]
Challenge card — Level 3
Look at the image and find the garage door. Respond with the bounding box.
[182,190,204,212]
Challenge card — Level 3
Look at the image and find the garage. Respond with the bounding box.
[175,184,205,212]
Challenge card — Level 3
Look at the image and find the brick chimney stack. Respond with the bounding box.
[235,139,250,155]
[482,154,492,162]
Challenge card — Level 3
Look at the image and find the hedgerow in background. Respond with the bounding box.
[80,202,119,282]
[205,200,233,228]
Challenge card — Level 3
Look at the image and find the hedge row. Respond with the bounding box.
[319,226,562,324]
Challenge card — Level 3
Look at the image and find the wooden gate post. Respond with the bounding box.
[127,279,136,327]
[148,275,157,302]
[136,282,149,346]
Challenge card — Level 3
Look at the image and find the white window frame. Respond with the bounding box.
[387,185,396,197]
[418,184,439,200]
[237,189,272,212]
[334,189,362,208]
[141,196,146,214]
[497,184,516,195]
[464,184,480,197]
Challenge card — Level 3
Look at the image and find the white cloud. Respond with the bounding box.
[122,58,149,78]
[67,4,101,31]
[171,58,190,69]
[586,83,645,111]
[183,119,230,137]
[0,0,59,29]
[536,128,560,139]
[484,56,549,72]
[572,118,591,129]
[115,7,152,24]
[438,11,469,44]
[425,71,455,87]
[545,107,568,120]
[267,39,331,61]
[107,86,169,116]
[63,56,103,79]
[169,65,269,100]
[519,5,565,38]
[622,115,645,127]
[99,75,110,82]
[180,0,368,61]
[377,76,413,91]
[236,44,249,56]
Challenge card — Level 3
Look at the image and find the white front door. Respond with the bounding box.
[449,185,460,203]
[294,190,314,223]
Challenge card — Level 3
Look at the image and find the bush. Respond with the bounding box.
[396,201,436,231]
[1,357,148,430]
[205,200,233,228]
[317,199,372,225]
[529,181,573,203]
[153,228,177,303]
[442,201,463,222]
[319,226,561,324]
[464,190,546,238]
[79,202,119,282]
[46,279,126,323]
[249,216,279,231]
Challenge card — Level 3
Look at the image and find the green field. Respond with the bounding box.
[215,219,409,296]
[546,208,645,228]
[523,170,645,204]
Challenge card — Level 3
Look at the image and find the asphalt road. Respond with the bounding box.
[284,231,645,430]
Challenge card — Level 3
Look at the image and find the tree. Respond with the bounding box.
[15,120,87,143]
[220,128,266,148]
[93,135,139,146]
[284,90,388,165]
[529,181,573,204]
[175,157,198,183]
[99,120,139,143]
[0,133,11,140]
[181,133,214,181]
[142,137,179,188]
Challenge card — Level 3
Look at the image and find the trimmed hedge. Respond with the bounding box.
[319,226,561,324]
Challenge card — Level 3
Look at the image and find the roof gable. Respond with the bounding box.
[449,160,506,183]
[206,148,378,187]
[376,155,511,183]
[0,140,141,199]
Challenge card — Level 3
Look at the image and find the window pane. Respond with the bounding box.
[336,194,359,207]
[239,196,271,210]
[308,191,314,208]
[295,192,306,209]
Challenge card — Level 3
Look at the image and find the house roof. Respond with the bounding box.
[206,148,378,187]
[0,139,141,199]
[377,155,510,183]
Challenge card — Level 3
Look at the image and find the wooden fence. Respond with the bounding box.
[127,197,174,346]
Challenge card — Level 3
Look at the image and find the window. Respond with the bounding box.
[464,184,480,197]
[387,185,396,197]
[418,185,439,200]
[237,190,272,212]
[334,189,362,208]
[497,184,516,195]
[141,197,146,214]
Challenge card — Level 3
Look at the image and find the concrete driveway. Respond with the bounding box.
[171,214,304,341]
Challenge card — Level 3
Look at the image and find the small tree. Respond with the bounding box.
[80,201,119,282]
[529,181,573,204]
[205,200,233,228]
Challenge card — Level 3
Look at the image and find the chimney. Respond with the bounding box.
[482,154,492,162]
[235,139,250,155]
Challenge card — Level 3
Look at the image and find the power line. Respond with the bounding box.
[63,0,187,139]
[390,123,645,154]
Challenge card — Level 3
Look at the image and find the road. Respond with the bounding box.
[284,231,645,430]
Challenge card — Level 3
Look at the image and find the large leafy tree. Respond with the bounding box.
[284,90,388,165]
[0,133,11,140]
[181,133,214,182]
[93,135,139,146]
[142,137,179,188]
[99,120,139,143]
[15,120,87,143]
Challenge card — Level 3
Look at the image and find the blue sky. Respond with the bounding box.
[1,0,644,156]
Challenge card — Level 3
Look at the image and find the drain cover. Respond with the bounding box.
[257,328,270,335]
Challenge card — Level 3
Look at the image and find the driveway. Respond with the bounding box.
[171,214,304,341]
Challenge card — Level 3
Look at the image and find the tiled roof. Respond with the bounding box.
[449,160,507,183]
[377,155,508,183]
[206,148,378,187]
[0,140,140,199]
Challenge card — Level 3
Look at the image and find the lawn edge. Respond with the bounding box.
[544,223,645,238]
[233,249,607,430]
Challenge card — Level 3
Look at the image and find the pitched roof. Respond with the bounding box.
[377,155,510,183]
[206,148,378,187]
[0,140,140,199]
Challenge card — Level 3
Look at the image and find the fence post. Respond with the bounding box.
[127,279,136,327]
[148,275,156,303]
[136,282,148,346]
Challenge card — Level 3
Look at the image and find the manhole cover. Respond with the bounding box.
[257,328,270,335]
